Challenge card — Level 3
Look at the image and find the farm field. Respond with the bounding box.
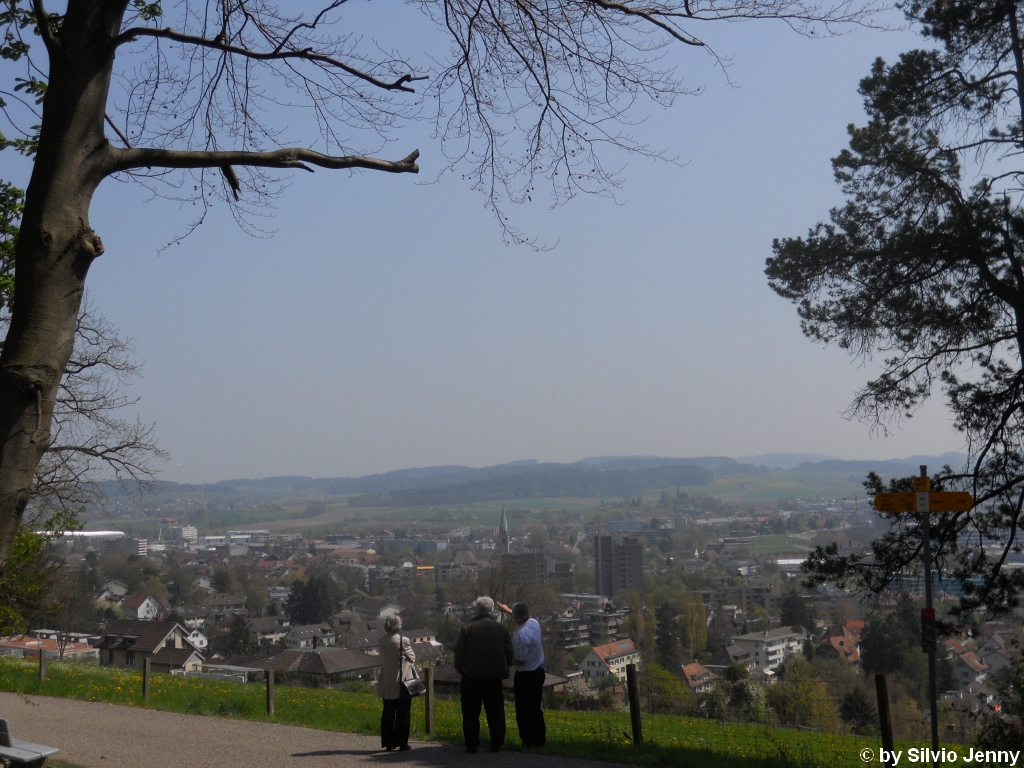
[661,472,869,504]
[744,533,815,555]
[0,659,886,768]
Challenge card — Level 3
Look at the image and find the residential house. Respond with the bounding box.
[578,639,641,682]
[352,597,403,621]
[552,615,590,651]
[955,652,989,686]
[96,619,203,673]
[411,642,442,663]
[224,647,381,686]
[585,606,627,645]
[817,625,860,663]
[682,662,717,694]
[0,635,99,661]
[122,592,163,621]
[98,580,129,601]
[267,586,292,602]
[348,630,384,655]
[187,630,209,650]
[727,626,806,671]
[727,642,757,672]
[404,629,438,646]
[249,617,290,645]
[285,623,337,650]
[202,593,247,616]
[175,605,215,629]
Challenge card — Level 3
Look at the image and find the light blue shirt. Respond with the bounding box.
[513,617,544,672]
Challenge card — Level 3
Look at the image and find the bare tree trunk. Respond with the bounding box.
[0,0,125,572]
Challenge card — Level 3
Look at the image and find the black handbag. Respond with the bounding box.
[400,636,426,696]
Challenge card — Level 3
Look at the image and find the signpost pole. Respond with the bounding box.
[917,466,939,764]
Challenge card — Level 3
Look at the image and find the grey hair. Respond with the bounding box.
[383,614,402,634]
[512,602,529,621]
[473,596,495,617]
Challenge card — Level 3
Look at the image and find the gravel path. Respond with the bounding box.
[0,692,624,768]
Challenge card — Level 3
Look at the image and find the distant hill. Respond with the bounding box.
[793,452,968,476]
[735,452,842,469]
[100,451,969,503]
[346,463,714,507]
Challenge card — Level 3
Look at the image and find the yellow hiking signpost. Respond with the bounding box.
[872,471,975,768]
[872,491,974,513]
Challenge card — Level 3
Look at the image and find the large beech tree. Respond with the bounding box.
[767,0,1024,621]
[0,0,874,573]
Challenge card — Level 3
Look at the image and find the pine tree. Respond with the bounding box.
[840,687,878,736]
[655,604,680,669]
[767,0,1024,622]
[227,614,256,656]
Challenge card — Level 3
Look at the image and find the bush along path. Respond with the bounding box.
[0,659,879,768]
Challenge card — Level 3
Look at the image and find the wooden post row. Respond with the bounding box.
[266,669,275,716]
[424,666,434,735]
[875,673,895,768]
[142,658,151,702]
[38,653,45,683]
[625,663,643,747]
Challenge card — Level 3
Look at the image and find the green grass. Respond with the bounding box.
[661,472,868,504]
[0,659,891,768]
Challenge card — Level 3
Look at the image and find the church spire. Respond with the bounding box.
[499,506,510,553]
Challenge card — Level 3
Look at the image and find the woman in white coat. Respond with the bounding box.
[378,614,415,751]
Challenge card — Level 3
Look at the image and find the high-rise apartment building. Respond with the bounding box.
[593,535,644,597]
[500,552,546,585]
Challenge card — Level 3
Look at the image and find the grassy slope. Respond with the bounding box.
[0,659,882,768]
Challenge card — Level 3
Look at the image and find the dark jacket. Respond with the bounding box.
[453,614,514,680]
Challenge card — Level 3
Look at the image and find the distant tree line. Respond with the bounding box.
[348,465,713,507]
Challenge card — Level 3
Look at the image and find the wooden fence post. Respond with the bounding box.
[625,663,643,747]
[266,669,275,717]
[38,653,45,683]
[142,658,151,702]
[875,673,895,767]
[424,666,434,735]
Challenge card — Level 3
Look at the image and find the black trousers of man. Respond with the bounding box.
[513,666,546,748]
[380,687,412,749]
[460,675,506,751]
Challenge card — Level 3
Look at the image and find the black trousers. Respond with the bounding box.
[380,687,412,748]
[460,676,506,749]
[514,667,546,747]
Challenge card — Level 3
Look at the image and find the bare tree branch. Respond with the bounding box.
[113,26,428,93]
[105,146,420,178]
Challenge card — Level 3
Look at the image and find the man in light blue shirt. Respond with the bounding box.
[511,602,546,748]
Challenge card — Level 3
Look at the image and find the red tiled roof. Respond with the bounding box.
[123,592,155,611]
[959,652,989,673]
[945,638,967,656]
[822,635,860,662]
[682,662,716,688]
[844,620,865,641]
[592,639,636,662]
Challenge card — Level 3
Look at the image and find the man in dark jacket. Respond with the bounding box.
[454,596,515,753]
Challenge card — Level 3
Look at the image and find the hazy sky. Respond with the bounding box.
[3,5,967,483]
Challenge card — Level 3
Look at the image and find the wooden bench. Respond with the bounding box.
[0,719,59,768]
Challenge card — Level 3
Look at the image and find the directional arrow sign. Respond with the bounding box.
[926,492,974,512]
[873,492,916,512]
[873,492,974,513]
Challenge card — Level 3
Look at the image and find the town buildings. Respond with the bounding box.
[594,535,643,597]
[726,626,806,671]
[578,639,642,680]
